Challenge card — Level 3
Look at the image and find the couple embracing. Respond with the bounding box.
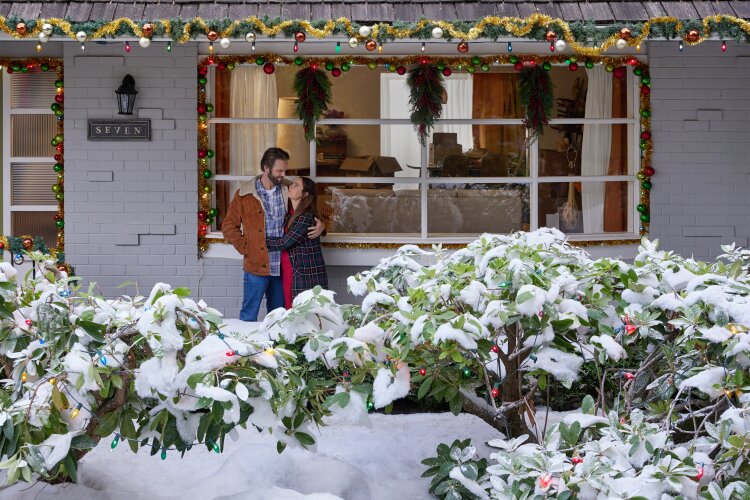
[223,148,329,321]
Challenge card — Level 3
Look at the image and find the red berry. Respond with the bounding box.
[419,368,426,376]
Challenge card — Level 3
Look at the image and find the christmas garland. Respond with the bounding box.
[293,67,332,142]
[407,64,445,146]
[519,66,554,143]
[1,14,750,56]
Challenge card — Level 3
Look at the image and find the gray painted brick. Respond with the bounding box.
[696,109,723,121]
[683,120,709,131]
[87,171,114,182]
[149,225,176,235]
[114,234,140,246]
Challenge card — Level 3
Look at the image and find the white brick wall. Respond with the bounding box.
[648,41,750,260]
[58,40,750,319]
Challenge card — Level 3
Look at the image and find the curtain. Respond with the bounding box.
[431,74,473,152]
[472,73,522,155]
[581,66,612,234]
[604,71,628,232]
[230,66,278,176]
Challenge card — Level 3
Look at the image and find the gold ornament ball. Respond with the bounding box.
[348,37,359,48]
[619,27,631,40]
[16,23,27,35]
[295,32,306,43]
[457,41,469,53]
[142,23,154,37]
[545,30,557,42]
[365,39,377,51]
[207,31,219,42]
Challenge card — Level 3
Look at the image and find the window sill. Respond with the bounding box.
[202,233,641,265]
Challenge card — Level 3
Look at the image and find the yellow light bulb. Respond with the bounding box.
[71,406,80,418]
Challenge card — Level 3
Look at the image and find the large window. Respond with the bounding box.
[2,69,59,246]
[206,62,638,242]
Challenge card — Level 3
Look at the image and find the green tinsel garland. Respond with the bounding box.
[3,16,749,45]
[293,67,332,142]
[407,64,445,146]
[519,66,554,143]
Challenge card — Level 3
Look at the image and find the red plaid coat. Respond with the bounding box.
[266,211,328,298]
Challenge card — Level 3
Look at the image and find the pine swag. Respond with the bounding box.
[407,64,445,146]
[294,67,332,142]
[519,66,554,143]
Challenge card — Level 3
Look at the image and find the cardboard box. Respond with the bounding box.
[340,156,402,175]
[433,132,458,146]
[429,144,463,166]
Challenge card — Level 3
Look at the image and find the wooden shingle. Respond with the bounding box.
[9,2,43,19]
[579,2,615,22]
[662,2,699,19]
[610,1,649,20]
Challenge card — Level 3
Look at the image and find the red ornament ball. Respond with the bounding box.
[25,319,33,326]
[365,40,377,52]
[442,67,452,77]
[207,31,219,42]
[513,61,524,71]
[198,66,209,76]
[198,211,208,221]
[640,131,651,140]
[456,41,469,53]
[198,149,207,159]
[624,372,635,381]
[198,104,207,114]
[571,457,583,464]
[295,32,306,43]
[643,166,655,176]
[396,66,406,75]
[613,67,626,79]
[545,30,557,42]
[217,62,226,71]
[331,67,342,77]
[23,238,33,249]
[569,62,579,71]
[54,154,63,161]
[0,242,4,250]
[55,94,64,103]
[263,62,275,75]
[491,388,500,398]
[419,368,426,376]
[56,144,64,153]
[491,344,499,353]
[640,85,650,95]
[627,57,638,66]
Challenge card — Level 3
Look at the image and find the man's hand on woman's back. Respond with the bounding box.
[307,218,325,239]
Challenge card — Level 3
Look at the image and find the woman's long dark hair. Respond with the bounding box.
[286,177,321,230]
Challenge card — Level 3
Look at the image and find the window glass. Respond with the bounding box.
[539,124,633,177]
[537,181,632,234]
[548,65,630,120]
[11,211,57,247]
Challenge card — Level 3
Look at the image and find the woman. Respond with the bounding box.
[266,177,328,308]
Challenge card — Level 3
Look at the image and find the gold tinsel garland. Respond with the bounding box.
[197,53,652,252]
[1,14,749,56]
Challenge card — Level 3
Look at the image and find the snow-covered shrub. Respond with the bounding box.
[0,253,322,484]
[263,229,750,496]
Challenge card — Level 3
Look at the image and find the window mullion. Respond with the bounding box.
[529,132,539,231]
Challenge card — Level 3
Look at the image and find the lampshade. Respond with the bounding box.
[277,97,309,169]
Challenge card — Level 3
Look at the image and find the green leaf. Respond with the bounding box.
[70,435,98,450]
[78,320,105,342]
[173,287,191,298]
[63,454,78,483]
[417,377,433,400]
[581,395,595,415]
[516,291,534,304]
[294,432,315,447]
[95,410,121,437]
[448,395,462,415]
[323,391,351,410]
[187,372,211,390]
[276,440,287,454]
[459,462,478,480]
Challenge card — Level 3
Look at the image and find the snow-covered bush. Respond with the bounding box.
[0,253,322,484]
[259,230,750,497]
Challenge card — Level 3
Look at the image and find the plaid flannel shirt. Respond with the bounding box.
[255,178,285,276]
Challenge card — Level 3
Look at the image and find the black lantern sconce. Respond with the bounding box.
[115,74,138,115]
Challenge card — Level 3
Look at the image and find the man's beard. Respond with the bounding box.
[267,173,283,186]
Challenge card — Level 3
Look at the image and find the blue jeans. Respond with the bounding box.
[240,272,285,321]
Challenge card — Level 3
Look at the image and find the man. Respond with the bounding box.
[223,147,325,321]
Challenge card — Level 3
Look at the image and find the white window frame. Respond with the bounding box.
[2,74,58,234]
[205,63,641,244]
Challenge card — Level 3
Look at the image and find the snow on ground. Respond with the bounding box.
[1,413,501,500]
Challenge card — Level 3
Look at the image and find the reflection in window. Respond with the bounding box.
[538,181,630,234]
[428,184,529,235]
[320,184,421,235]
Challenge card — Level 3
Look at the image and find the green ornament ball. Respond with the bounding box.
[480,63,490,71]
[55,109,64,117]
[471,56,481,65]
[203,185,212,193]
[227,63,235,71]
[569,55,577,63]
[325,61,335,71]
[41,63,49,72]
[467,65,476,73]
[542,61,552,71]
[55,220,64,228]
[605,64,614,73]
[639,142,648,151]
[55,193,64,201]
[341,63,350,72]
[11,64,21,72]
[206,103,214,112]
[20,66,28,73]
[198,76,207,85]
[208,208,218,217]
[436,63,445,70]
[636,172,647,181]
[53,163,64,172]
[202,169,213,179]
[51,184,62,193]
[462,367,471,378]
[509,55,518,64]
[294,57,303,66]
[634,67,643,76]
[640,213,650,222]
[368,61,377,70]
[256,57,265,65]
[641,77,650,85]
[641,109,651,118]
[389,64,397,72]
[637,204,647,213]
[585,60,594,69]
[51,139,58,146]
[366,401,374,411]
[55,80,64,88]
[206,149,215,158]
[55,134,64,143]
[641,180,652,190]
[198,114,207,122]
[51,103,60,111]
